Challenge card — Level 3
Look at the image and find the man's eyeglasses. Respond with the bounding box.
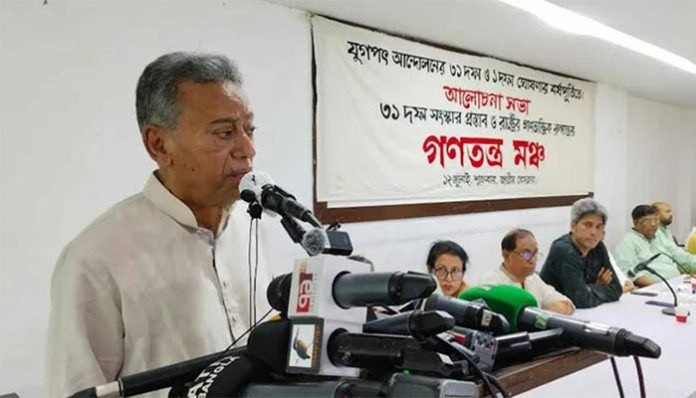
[433,267,464,280]
[512,249,542,262]
[638,217,660,225]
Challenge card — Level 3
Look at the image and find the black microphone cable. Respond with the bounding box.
[247,217,262,328]
[445,338,510,398]
[248,220,253,328]
[224,307,274,352]
[253,219,260,325]
[633,356,646,398]
[609,357,625,398]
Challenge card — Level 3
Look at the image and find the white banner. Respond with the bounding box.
[314,17,595,207]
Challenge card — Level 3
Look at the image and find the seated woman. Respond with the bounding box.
[426,240,469,297]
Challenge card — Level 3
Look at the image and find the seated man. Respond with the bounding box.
[481,228,574,314]
[615,205,696,287]
[540,198,622,308]
[652,201,696,271]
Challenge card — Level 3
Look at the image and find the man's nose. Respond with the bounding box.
[234,131,256,159]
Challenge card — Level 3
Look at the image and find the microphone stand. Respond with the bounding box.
[658,251,696,277]
[642,266,680,316]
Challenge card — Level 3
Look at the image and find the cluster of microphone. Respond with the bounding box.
[70,256,661,398]
[68,171,663,398]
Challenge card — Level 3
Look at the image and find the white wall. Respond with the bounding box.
[1,1,694,397]
[0,1,311,396]
[625,96,696,242]
[593,83,629,248]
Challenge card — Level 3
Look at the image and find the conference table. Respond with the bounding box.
[516,277,696,398]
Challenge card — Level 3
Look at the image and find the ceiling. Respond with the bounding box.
[267,0,696,107]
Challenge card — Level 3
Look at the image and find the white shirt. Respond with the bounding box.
[480,265,575,311]
[45,173,271,398]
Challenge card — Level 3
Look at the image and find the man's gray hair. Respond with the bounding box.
[571,198,608,224]
[135,51,243,131]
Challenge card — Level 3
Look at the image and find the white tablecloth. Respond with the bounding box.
[517,278,696,398]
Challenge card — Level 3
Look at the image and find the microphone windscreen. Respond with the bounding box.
[240,189,257,203]
[172,355,261,398]
[239,170,274,195]
[246,319,292,374]
[301,229,327,257]
[459,285,538,331]
[266,273,292,313]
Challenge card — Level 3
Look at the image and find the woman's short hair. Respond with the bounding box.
[426,240,468,272]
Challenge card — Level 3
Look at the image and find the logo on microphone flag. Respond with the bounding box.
[296,262,316,313]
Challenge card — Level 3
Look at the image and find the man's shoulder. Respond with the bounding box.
[61,193,163,260]
[548,233,574,254]
[479,267,510,285]
[616,230,639,248]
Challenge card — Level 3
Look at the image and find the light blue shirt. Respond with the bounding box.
[614,229,695,283]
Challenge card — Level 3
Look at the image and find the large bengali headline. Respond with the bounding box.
[314,17,595,207]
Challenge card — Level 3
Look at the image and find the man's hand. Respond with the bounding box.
[622,280,635,293]
[597,267,613,285]
[545,299,575,315]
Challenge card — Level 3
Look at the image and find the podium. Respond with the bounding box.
[479,347,608,397]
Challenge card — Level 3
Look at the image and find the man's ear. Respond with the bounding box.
[502,250,510,262]
[142,125,173,167]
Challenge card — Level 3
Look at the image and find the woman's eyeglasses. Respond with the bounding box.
[433,267,463,280]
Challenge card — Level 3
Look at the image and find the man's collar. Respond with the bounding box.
[630,228,653,242]
[500,264,525,286]
[143,172,233,232]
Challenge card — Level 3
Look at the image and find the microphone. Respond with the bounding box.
[460,285,662,358]
[333,271,437,308]
[239,170,321,227]
[363,310,455,340]
[267,273,292,315]
[450,326,565,369]
[172,355,260,398]
[269,270,437,313]
[68,347,247,398]
[421,294,511,335]
[626,253,662,277]
[301,227,354,257]
[627,253,681,315]
[173,319,292,397]
[326,330,465,378]
[282,256,436,377]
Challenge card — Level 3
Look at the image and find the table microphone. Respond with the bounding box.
[627,253,681,315]
[626,253,661,278]
[460,285,661,358]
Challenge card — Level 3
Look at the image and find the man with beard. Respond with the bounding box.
[653,202,696,269]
